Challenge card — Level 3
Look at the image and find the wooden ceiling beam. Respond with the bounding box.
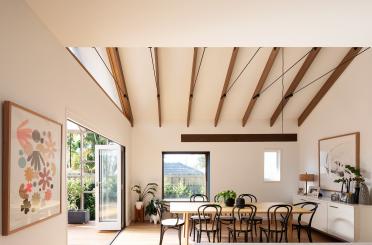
[270,47,321,127]
[242,47,280,126]
[154,47,162,127]
[214,47,239,127]
[298,47,362,126]
[106,47,134,126]
[187,48,198,127]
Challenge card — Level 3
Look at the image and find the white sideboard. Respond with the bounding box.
[293,194,372,242]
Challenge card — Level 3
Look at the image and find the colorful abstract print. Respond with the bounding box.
[16,119,57,214]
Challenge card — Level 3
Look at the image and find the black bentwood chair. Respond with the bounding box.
[292,202,318,242]
[259,204,292,243]
[214,194,235,241]
[190,194,210,241]
[238,194,263,236]
[227,204,257,243]
[157,203,184,245]
[195,204,222,243]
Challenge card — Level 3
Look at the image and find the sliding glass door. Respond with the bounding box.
[95,145,122,230]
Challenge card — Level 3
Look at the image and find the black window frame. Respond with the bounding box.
[161,151,210,201]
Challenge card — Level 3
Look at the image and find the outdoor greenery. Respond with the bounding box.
[164,182,194,199]
[67,178,83,210]
[131,183,158,201]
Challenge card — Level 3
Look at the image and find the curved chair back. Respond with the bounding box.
[238,193,258,203]
[157,202,182,226]
[197,204,221,231]
[267,204,292,240]
[213,194,219,202]
[190,194,209,202]
[294,201,318,226]
[233,204,257,232]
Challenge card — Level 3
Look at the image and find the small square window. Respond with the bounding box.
[264,150,281,182]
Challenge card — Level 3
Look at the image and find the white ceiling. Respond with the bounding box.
[88,47,365,127]
[26,0,372,47]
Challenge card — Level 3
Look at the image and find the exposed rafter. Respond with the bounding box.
[187,48,198,127]
[154,47,162,127]
[298,47,362,126]
[214,47,239,127]
[270,47,321,127]
[106,47,134,126]
[242,47,280,126]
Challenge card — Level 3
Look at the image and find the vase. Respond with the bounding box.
[150,214,160,224]
[135,201,144,210]
[359,182,370,205]
[225,198,235,207]
[354,187,360,204]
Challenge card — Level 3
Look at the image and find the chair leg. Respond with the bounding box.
[207,232,211,242]
[297,226,301,242]
[190,220,193,237]
[307,228,313,242]
[213,231,216,243]
[178,228,182,245]
[159,225,164,245]
[259,229,263,242]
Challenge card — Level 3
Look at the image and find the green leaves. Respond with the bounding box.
[216,190,237,201]
[131,183,158,201]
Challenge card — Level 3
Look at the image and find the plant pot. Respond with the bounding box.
[353,187,360,204]
[68,209,90,224]
[150,214,160,224]
[224,198,235,207]
[135,201,144,210]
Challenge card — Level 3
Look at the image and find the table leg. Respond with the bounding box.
[287,214,293,242]
[182,213,190,245]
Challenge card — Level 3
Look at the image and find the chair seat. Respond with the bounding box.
[259,224,286,232]
[195,223,218,231]
[161,218,185,226]
[218,215,235,221]
[241,215,263,222]
[227,223,253,232]
[190,215,210,220]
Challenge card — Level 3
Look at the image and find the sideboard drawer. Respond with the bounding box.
[327,202,354,241]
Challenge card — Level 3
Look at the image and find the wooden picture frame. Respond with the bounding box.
[2,101,62,235]
[318,132,360,192]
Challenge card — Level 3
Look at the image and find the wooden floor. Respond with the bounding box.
[112,222,341,244]
[68,221,118,245]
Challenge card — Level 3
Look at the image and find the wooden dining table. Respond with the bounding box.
[170,202,312,245]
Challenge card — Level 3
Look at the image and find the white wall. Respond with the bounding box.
[298,48,372,200]
[0,1,132,244]
[131,121,299,219]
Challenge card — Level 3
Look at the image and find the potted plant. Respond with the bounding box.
[131,183,158,210]
[67,179,90,224]
[334,164,365,204]
[215,190,237,207]
[145,198,163,224]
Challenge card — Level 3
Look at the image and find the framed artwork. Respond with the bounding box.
[308,186,320,198]
[2,101,62,235]
[318,132,360,192]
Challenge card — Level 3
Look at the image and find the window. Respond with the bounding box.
[162,152,210,201]
[264,150,281,182]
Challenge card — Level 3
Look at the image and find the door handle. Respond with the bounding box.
[329,205,338,209]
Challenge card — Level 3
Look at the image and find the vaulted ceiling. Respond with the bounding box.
[67,47,368,128]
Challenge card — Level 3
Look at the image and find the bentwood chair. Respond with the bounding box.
[227,204,257,243]
[214,194,235,241]
[157,203,184,245]
[292,202,318,242]
[190,194,210,241]
[195,204,222,243]
[259,204,292,243]
[238,194,263,236]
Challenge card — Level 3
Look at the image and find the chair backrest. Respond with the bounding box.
[156,202,168,221]
[232,204,257,232]
[293,201,318,226]
[238,193,258,203]
[267,204,292,241]
[197,204,222,231]
[190,194,209,202]
[213,194,219,202]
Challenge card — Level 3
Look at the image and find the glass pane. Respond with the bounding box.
[84,192,95,220]
[163,153,207,200]
[66,133,81,178]
[264,151,280,181]
[99,149,118,222]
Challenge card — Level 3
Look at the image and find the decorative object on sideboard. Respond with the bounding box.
[215,190,237,207]
[334,164,365,204]
[297,187,304,195]
[131,183,158,210]
[331,193,340,202]
[359,182,370,205]
[2,101,62,236]
[299,172,315,195]
[319,132,360,192]
[308,186,320,197]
